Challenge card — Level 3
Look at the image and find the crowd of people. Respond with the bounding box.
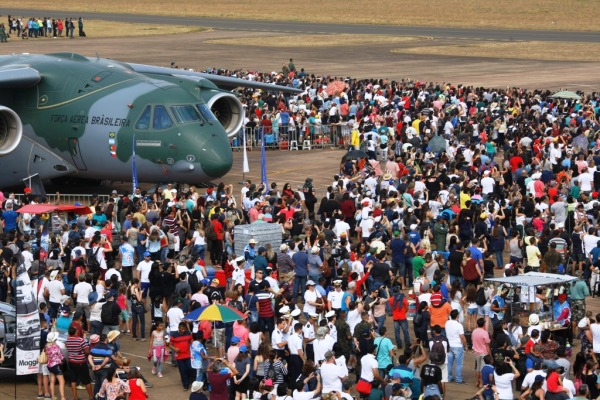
[2,63,600,400]
[0,15,86,41]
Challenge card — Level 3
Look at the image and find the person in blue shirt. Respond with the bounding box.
[480,355,495,399]
[243,239,257,264]
[253,247,268,276]
[390,232,408,289]
[468,239,484,269]
[291,243,309,302]
[91,206,107,228]
[1,202,19,232]
[316,277,328,299]
[407,224,421,247]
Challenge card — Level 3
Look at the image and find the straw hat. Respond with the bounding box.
[107,330,121,343]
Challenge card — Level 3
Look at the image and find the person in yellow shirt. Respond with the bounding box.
[351,123,360,150]
[459,188,471,209]
[411,116,421,135]
[162,183,175,200]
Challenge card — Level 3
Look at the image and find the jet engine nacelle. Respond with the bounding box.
[0,106,23,155]
[206,92,244,138]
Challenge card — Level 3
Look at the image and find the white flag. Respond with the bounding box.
[242,130,250,173]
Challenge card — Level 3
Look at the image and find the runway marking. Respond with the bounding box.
[122,351,149,360]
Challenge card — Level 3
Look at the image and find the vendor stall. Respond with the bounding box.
[485,272,577,345]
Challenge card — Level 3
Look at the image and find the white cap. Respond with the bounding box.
[279,306,290,314]
[306,280,316,286]
[50,270,59,280]
[311,246,320,254]
[46,332,59,343]
[578,317,590,329]
[326,311,336,318]
[235,255,245,263]
[291,309,302,317]
[483,170,491,175]
[333,279,342,285]
[280,243,289,251]
[167,201,174,207]
[410,224,418,230]
[309,312,319,319]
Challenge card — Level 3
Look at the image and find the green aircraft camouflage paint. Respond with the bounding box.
[0,52,299,187]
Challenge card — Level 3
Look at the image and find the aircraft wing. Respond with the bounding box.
[124,62,302,93]
[0,65,41,88]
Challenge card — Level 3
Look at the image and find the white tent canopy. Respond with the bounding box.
[485,272,577,287]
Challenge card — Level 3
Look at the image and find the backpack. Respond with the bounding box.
[188,271,201,294]
[205,223,217,241]
[429,337,446,365]
[66,266,77,285]
[67,230,80,248]
[101,302,113,325]
[87,247,101,272]
[392,293,405,311]
[413,311,423,327]
[391,220,400,234]
[475,287,487,306]
[266,361,277,381]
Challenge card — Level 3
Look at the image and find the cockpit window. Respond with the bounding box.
[171,105,202,124]
[197,104,219,122]
[153,105,173,130]
[135,105,151,130]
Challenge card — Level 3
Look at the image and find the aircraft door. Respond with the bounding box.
[67,137,87,171]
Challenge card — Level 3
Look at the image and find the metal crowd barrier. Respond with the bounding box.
[13,193,111,205]
[230,124,351,151]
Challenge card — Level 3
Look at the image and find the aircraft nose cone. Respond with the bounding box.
[201,137,233,179]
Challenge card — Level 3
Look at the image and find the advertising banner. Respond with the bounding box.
[15,266,40,375]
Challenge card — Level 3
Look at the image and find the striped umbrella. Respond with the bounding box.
[184,304,246,323]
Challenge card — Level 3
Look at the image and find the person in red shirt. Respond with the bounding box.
[509,154,524,172]
[168,322,194,391]
[69,311,85,338]
[210,214,224,265]
[388,290,410,349]
[524,329,540,354]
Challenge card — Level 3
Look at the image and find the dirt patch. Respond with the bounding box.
[10,0,600,31]
[391,40,600,62]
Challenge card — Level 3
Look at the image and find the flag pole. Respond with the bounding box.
[241,129,249,184]
[132,134,138,193]
[261,129,268,188]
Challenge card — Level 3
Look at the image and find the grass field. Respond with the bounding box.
[7,0,600,32]
[391,40,600,62]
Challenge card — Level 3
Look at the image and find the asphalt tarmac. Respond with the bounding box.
[2,8,600,43]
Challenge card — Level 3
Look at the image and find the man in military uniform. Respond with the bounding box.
[0,24,7,42]
[302,312,318,362]
[335,309,354,369]
[570,270,590,335]
[326,311,337,341]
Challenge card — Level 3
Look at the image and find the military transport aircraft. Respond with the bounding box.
[0,52,299,188]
